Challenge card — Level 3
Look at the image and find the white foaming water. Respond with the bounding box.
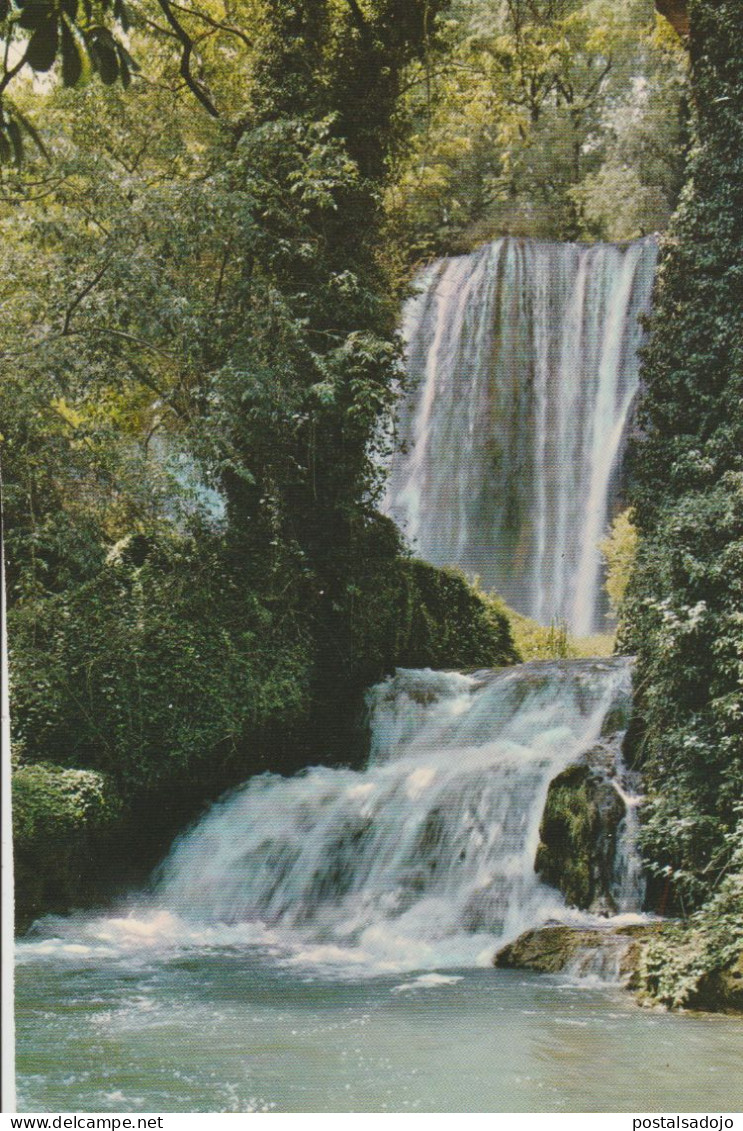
[612,774,646,914]
[83,657,638,974]
[18,659,643,978]
[384,237,658,634]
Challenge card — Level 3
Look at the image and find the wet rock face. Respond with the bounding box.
[495,925,613,974]
[494,923,665,984]
[535,744,626,913]
[495,925,743,1015]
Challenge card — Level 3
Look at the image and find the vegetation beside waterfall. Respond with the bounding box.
[12,763,123,923]
[616,0,743,1008]
[384,0,688,261]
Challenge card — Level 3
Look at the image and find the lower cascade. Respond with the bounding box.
[152,656,642,972]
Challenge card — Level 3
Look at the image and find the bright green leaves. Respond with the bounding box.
[387,0,688,256]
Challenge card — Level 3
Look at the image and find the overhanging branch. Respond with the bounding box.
[155,0,220,118]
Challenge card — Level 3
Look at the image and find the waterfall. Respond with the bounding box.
[383,237,658,635]
[154,658,641,971]
[611,773,646,915]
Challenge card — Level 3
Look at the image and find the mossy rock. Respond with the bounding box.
[495,925,610,973]
[535,756,625,911]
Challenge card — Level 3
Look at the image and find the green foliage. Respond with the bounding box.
[9,518,515,806]
[351,556,519,684]
[12,760,122,843]
[385,0,688,259]
[637,816,743,1009]
[484,593,614,660]
[600,509,639,616]
[9,531,313,799]
[622,0,743,910]
[621,477,743,906]
[12,760,123,927]
[0,0,137,160]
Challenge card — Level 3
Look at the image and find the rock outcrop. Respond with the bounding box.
[494,922,666,986]
[495,923,743,1014]
[535,701,642,913]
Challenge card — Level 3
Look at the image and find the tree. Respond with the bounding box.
[385,0,687,257]
[0,0,139,159]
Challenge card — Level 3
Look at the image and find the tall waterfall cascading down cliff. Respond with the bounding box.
[384,237,658,635]
[153,658,641,971]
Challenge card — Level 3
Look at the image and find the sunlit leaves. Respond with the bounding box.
[386,0,688,254]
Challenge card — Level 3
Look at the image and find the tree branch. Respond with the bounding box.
[168,2,252,49]
[0,51,28,100]
[155,0,220,118]
[62,259,113,336]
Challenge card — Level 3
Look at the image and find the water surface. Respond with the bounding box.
[16,938,743,1113]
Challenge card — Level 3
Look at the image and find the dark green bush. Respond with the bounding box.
[12,762,123,927]
[10,531,313,801]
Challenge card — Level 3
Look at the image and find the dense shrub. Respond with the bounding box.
[9,531,314,801]
[10,521,517,805]
[12,762,123,926]
[352,555,519,685]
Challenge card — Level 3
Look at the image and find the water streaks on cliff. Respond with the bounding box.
[385,237,657,634]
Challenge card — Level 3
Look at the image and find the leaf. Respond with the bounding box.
[17,0,50,30]
[7,118,23,163]
[26,17,59,71]
[61,18,82,85]
[0,131,11,164]
[89,35,119,84]
[0,0,10,21]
